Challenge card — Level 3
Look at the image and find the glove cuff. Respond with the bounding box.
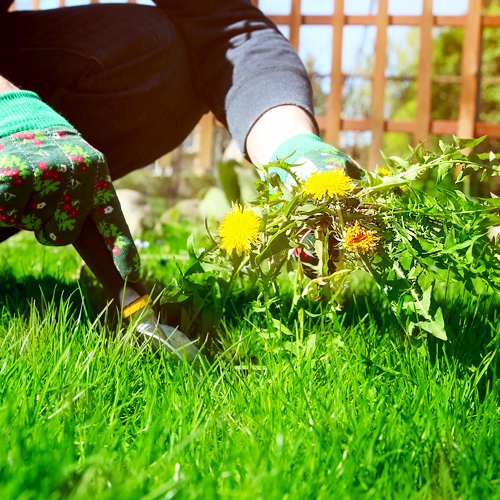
[269,133,364,184]
[270,133,324,164]
[0,90,73,137]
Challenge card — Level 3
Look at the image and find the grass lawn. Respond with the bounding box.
[0,226,499,499]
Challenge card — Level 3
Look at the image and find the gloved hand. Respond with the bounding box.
[0,90,140,281]
[268,133,365,268]
[268,133,365,184]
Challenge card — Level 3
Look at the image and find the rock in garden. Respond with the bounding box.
[116,189,155,238]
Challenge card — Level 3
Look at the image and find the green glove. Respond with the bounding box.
[0,91,140,281]
[269,133,365,184]
[268,133,365,267]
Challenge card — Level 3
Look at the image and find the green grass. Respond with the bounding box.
[0,229,499,499]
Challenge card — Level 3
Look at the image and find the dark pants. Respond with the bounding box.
[0,3,207,178]
[0,3,208,243]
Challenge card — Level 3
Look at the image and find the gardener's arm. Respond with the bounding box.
[245,105,316,165]
[156,1,360,177]
[154,0,318,159]
[0,77,146,308]
[0,75,17,93]
[247,102,363,184]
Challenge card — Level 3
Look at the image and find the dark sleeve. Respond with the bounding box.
[153,0,318,156]
[0,0,12,13]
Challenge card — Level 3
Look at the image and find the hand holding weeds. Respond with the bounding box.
[190,136,500,344]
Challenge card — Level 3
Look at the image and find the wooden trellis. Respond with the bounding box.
[10,0,500,170]
[251,0,499,169]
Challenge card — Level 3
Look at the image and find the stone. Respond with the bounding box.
[116,189,155,238]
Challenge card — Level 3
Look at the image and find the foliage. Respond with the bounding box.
[2,135,500,497]
[1,227,500,499]
[338,7,500,166]
[191,137,500,343]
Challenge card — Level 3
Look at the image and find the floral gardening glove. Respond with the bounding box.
[268,133,365,184]
[0,91,141,281]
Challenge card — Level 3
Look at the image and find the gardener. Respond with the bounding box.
[0,0,361,359]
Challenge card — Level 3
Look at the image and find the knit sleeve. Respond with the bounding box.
[153,0,317,157]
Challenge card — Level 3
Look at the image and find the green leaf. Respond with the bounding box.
[389,156,411,170]
[270,318,294,336]
[437,234,481,255]
[283,195,303,219]
[404,286,447,340]
[198,261,233,274]
[453,135,486,150]
[186,233,198,258]
[160,279,191,304]
[436,162,454,184]
[414,308,447,341]
[218,159,241,204]
[256,231,291,264]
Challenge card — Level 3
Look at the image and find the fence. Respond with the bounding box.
[252,0,500,169]
[9,0,500,170]
[204,0,500,169]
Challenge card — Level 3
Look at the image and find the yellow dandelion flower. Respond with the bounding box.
[218,205,261,256]
[304,169,355,200]
[343,221,380,254]
[377,167,392,176]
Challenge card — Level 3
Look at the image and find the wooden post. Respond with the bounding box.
[198,113,215,174]
[458,0,482,195]
[289,0,302,51]
[457,0,483,139]
[368,0,389,170]
[414,0,434,144]
[325,0,345,147]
